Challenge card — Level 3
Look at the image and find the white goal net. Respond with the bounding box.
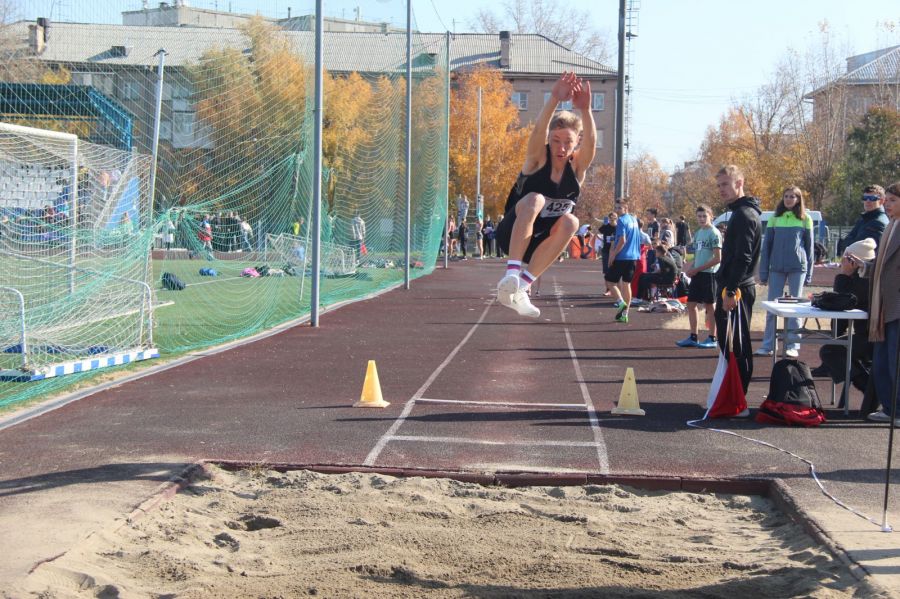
[0,122,156,379]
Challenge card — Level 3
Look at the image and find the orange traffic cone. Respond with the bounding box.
[354,360,390,408]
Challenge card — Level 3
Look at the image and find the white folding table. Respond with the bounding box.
[760,300,868,414]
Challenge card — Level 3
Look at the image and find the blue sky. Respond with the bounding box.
[36,0,900,172]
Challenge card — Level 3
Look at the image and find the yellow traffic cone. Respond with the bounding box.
[611,367,644,415]
[354,360,390,408]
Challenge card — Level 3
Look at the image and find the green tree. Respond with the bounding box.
[829,106,900,225]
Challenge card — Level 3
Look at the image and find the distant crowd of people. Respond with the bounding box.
[471,71,898,425]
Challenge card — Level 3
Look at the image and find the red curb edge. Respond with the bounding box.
[121,461,213,528]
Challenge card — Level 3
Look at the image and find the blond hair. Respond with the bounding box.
[550,110,583,133]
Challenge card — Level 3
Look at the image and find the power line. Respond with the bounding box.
[428,0,450,32]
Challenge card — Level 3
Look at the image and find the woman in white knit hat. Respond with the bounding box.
[815,237,877,405]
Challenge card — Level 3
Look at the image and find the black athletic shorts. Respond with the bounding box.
[494,206,559,264]
[687,271,717,304]
[604,259,637,283]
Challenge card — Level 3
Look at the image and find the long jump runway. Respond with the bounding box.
[362,284,610,474]
[0,259,898,590]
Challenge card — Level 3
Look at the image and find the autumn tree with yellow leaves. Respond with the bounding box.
[449,66,528,220]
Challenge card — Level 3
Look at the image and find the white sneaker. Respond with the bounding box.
[497,274,519,308]
[509,287,541,318]
[866,411,900,426]
[785,349,799,358]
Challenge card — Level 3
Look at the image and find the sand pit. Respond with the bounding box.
[17,465,880,598]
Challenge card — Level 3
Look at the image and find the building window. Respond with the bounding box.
[120,80,140,100]
[158,121,171,141]
[172,83,191,99]
[173,112,195,137]
[592,92,605,111]
[595,129,603,149]
[72,72,114,96]
[544,92,572,110]
[511,91,528,110]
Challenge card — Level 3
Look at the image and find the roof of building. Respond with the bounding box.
[842,45,900,84]
[12,21,616,78]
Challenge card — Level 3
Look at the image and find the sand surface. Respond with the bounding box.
[15,465,880,598]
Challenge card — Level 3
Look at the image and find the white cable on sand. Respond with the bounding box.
[687,417,891,531]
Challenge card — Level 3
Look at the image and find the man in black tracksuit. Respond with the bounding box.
[714,165,762,397]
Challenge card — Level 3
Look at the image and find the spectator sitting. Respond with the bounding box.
[660,218,676,246]
[637,245,677,300]
[661,239,684,272]
[814,238,874,404]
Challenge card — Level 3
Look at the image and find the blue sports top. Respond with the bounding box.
[615,213,641,261]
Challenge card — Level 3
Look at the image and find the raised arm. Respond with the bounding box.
[522,72,579,174]
[571,79,596,182]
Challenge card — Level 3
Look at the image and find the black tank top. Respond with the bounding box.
[503,145,581,217]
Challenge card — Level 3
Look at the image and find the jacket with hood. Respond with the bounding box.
[717,196,762,293]
[759,210,814,284]
[837,207,889,255]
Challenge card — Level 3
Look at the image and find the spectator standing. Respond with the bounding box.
[475,219,485,258]
[756,186,814,357]
[714,165,762,398]
[644,208,660,239]
[677,204,721,349]
[351,213,366,258]
[676,215,692,251]
[598,212,617,274]
[240,217,253,252]
[605,198,641,323]
[482,217,495,258]
[853,182,899,425]
[837,185,890,255]
[456,194,469,225]
[458,219,468,260]
[447,217,457,256]
[164,214,176,251]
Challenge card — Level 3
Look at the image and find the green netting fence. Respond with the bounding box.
[0,1,449,409]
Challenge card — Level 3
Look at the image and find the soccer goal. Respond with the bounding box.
[0,122,158,381]
[265,232,358,278]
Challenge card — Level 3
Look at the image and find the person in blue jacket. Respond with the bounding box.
[756,186,814,357]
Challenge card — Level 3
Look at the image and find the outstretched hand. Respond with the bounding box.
[572,79,592,110]
[551,71,582,102]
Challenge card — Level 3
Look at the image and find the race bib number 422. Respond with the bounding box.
[539,199,575,218]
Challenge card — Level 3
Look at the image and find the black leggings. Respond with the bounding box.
[715,283,756,395]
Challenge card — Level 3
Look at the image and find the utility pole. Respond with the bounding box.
[614,0,625,200]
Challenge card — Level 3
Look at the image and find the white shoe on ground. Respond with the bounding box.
[785,349,799,358]
[497,274,519,308]
[867,411,900,426]
[509,287,541,318]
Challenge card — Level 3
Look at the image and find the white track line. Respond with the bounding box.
[417,398,587,409]
[391,435,603,447]
[362,300,495,466]
[554,279,610,474]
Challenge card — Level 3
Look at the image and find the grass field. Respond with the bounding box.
[0,253,413,413]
